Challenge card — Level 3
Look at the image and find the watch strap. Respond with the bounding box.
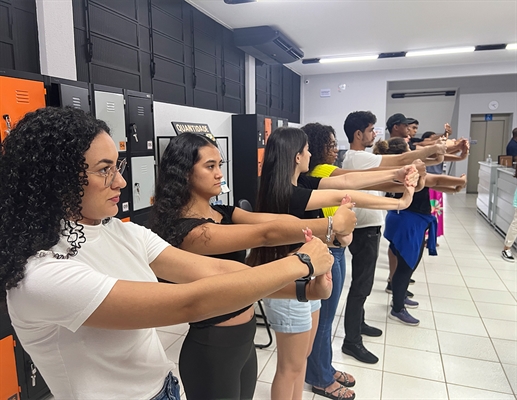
[295,279,309,302]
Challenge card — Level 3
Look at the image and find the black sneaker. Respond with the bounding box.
[385,281,393,294]
[360,323,383,337]
[342,342,379,364]
[385,281,414,298]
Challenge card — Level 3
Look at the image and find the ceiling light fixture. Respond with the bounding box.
[406,46,475,57]
[319,55,378,63]
[301,42,513,65]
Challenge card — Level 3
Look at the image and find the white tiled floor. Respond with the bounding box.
[156,193,517,400]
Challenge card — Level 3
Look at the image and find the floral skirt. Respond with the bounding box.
[429,189,444,237]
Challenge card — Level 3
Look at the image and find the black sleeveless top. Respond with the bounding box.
[387,187,431,215]
[174,205,251,327]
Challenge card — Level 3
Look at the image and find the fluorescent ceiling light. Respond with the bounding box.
[320,55,378,63]
[406,46,475,57]
[507,43,517,50]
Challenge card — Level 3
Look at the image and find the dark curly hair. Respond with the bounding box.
[301,122,336,172]
[0,107,109,290]
[247,127,307,266]
[373,137,408,155]
[150,132,218,246]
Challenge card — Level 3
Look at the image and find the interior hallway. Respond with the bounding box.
[155,193,517,400]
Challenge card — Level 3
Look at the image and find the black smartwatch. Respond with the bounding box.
[293,252,314,279]
[295,278,310,302]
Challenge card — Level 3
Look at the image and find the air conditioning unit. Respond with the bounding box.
[233,26,304,65]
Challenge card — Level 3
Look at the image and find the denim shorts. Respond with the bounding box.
[150,372,180,400]
[262,298,321,333]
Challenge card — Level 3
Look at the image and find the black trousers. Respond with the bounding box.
[390,235,427,312]
[179,316,257,400]
[343,226,381,345]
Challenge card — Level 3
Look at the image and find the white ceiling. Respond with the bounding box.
[186,0,517,76]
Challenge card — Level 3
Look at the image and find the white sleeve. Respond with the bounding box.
[346,151,382,169]
[8,259,117,333]
[121,221,171,264]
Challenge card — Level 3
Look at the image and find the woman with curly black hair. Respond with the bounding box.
[0,107,336,400]
[302,122,356,398]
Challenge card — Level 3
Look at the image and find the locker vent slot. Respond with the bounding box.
[16,90,30,104]
[72,97,82,109]
[140,164,148,174]
[107,102,116,113]
[137,106,145,116]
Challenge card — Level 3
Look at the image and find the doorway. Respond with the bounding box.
[467,113,512,193]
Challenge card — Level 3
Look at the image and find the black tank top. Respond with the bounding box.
[174,205,251,327]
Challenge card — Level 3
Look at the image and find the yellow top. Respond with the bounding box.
[308,164,338,218]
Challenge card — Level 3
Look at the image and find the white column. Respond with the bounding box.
[35,0,77,80]
[244,54,256,114]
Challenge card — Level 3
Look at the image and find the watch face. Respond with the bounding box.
[299,253,310,263]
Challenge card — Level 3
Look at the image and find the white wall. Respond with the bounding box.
[386,91,457,135]
[153,102,235,204]
[454,91,517,177]
[302,61,517,148]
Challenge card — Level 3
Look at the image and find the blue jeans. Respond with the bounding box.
[150,372,181,400]
[305,247,346,387]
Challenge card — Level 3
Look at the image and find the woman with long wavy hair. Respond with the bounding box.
[0,107,336,400]
[247,127,418,400]
[150,132,357,400]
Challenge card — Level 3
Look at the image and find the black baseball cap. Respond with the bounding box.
[386,113,411,130]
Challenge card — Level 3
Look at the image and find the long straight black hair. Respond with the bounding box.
[247,127,307,266]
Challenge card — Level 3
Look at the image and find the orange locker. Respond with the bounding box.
[0,76,46,142]
[0,335,20,400]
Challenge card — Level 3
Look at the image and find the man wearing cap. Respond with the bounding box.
[386,113,411,141]
[340,111,446,364]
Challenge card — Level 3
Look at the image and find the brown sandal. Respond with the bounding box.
[312,385,356,400]
[335,371,356,387]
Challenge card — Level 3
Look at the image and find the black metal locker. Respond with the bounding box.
[125,91,154,156]
[231,114,287,209]
[45,77,90,112]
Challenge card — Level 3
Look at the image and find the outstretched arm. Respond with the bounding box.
[177,204,356,256]
[378,143,446,167]
[305,185,415,212]
[85,238,333,330]
[318,165,417,190]
[426,174,467,192]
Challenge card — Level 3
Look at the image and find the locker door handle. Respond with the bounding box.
[130,123,139,142]
[3,114,12,136]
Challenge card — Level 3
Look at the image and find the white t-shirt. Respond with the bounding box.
[7,219,173,400]
[342,150,385,228]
